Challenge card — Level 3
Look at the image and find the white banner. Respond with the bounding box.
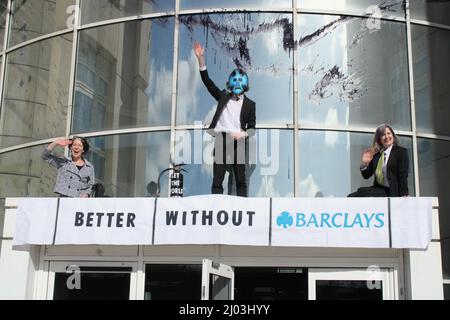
[271,198,389,248]
[155,195,270,245]
[55,198,154,245]
[14,198,58,245]
[12,196,433,249]
[390,197,432,248]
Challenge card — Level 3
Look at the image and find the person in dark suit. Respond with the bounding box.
[349,124,409,197]
[194,42,256,197]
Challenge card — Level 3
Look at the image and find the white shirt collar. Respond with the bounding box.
[383,144,393,158]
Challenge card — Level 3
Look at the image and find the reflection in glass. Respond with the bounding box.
[72,18,174,134]
[298,0,405,17]
[0,0,7,50]
[298,130,414,197]
[53,267,131,300]
[174,129,293,197]
[181,0,292,10]
[210,274,231,300]
[410,0,450,26]
[418,138,450,278]
[0,145,56,197]
[298,14,410,130]
[316,280,382,300]
[144,264,201,300]
[0,35,72,148]
[177,13,293,125]
[9,0,75,47]
[87,131,170,197]
[234,267,308,300]
[412,25,450,136]
[81,0,174,25]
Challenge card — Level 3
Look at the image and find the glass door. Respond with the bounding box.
[201,259,234,300]
[308,267,395,300]
[47,261,137,300]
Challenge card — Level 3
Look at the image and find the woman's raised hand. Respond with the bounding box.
[57,138,72,147]
[361,148,374,166]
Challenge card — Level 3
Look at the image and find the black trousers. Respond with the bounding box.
[348,186,390,197]
[212,133,247,197]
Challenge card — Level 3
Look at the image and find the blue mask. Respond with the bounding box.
[227,69,249,95]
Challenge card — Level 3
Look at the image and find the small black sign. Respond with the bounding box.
[170,172,184,197]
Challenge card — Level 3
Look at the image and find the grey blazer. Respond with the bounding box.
[42,149,95,197]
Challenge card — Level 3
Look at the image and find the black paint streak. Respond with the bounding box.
[179,0,403,102]
[179,14,294,68]
[308,66,363,104]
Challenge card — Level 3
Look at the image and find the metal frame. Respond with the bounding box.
[405,0,420,196]
[201,258,234,300]
[46,260,138,300]
[32,243,404,300]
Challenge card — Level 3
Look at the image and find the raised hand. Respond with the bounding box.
[193,41,204,59]
[361,148,374,166]
[57,138,72,147]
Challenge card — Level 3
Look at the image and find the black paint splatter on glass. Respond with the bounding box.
[180,0,403,102]
[179,14,294,68]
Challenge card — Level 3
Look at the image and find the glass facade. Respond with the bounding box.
[410,0,450,26]
[0,0,448,297]
[412,25,450,136]
[1,34,72,148]
[9,0,75,47]
[73,18,174,133]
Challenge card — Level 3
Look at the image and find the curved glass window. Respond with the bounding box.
[411,0,450,26]
[418,138,450,278]
[174,129,293,197]
[412,25,450,136]
[298,130,414,197]
[72,18,174,134]
[0,35,73,149]
[298,14,410,130]
[87,131,171,197]
[81,0,174,25]
[177,13,293,126]
[9,0,75,47]
[298,0,405,17]
[181,0,292,10]
[0,145,56,197]
[0,132,170,198]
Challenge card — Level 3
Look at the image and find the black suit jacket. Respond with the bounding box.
[200,70,256,136]
[361,145,409,197]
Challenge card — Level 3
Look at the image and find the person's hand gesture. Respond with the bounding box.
[361,148,374,166]
[56,138,72,147]
[193,42,204,59]
[230,132,247,140]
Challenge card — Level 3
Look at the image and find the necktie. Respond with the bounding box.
[375,152,384,186]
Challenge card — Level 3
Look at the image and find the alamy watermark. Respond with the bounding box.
[174,122,280,176]
[66,5,79,29]
[366,265,382,290]
[66,265,81,290]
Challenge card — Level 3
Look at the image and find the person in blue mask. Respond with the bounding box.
[194,42,256,197]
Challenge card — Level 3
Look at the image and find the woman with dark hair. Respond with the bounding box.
[41,136,95,197]
[349,124,409,197]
